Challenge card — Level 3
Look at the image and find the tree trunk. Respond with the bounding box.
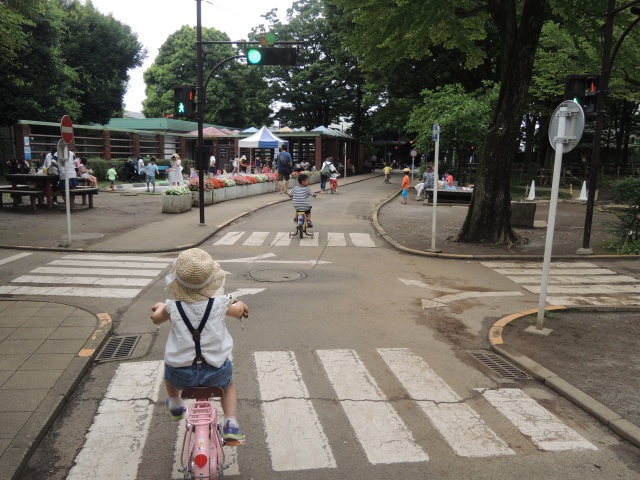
[453,0,546,247]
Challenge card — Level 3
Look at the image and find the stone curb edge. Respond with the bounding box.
[3,311,112,480]
[371,191,638,261]
[488,306,640,450]
[0,175,377,255]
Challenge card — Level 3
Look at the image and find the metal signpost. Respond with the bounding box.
[537,101,585,329]
[59,116,74,245]
[430,125,440,252]
[410,148,418,182]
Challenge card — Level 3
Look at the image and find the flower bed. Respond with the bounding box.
[162,186,192,213]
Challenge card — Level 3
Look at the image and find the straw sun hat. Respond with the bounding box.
[167,248,225,302]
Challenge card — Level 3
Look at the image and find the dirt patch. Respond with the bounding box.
[503,311,640,427]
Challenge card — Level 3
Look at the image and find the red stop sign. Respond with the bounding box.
[60,115,74,144]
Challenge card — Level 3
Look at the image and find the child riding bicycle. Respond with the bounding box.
[151,248,249,442]
[289,173,316,228]
[329,170,340,194]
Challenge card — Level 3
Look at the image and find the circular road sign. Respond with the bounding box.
[548,100,584,153]
[410,149,418,158]
[60,115,74,144]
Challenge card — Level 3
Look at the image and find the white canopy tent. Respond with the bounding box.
[238,126,287,172]
[238,126,287,148]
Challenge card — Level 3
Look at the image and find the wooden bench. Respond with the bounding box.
[57,187,100,208]
[424,189,473,205]
[0,188,46,210]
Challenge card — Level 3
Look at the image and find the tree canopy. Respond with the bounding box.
[143,25,272,127]
[0,0,145,126]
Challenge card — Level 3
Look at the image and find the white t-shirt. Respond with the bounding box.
[164,297,232,368]
[210,155,216,167]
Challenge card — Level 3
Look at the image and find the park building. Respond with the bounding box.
[4,117,364,173]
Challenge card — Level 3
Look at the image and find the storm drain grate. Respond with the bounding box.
[96,335,141,362]
[469,351,532,380]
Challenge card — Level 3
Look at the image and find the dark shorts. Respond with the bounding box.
[278,172,291,181]
[294,205,311,215]
[165,358,233,390]
[58,178,78,190]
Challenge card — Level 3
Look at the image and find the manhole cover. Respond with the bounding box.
[96,335,141,362]
[469,351,532,379]
[247,269,306,282]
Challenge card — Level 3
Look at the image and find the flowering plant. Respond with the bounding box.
[222,178,236,187]
[265,173,278,182]
[163,186,191,196]
[187,178,214,192]
[254,174,269,183]
[230,175,249,185]
[211,178,226,189]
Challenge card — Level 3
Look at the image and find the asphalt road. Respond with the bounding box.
[10,178,640,479]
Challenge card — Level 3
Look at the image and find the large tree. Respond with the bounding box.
[249,0,364,131]
[143,26,272,127]
[329,0,614,247]
[0,0,144,126]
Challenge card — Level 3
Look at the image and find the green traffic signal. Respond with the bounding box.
[247,49,262,65]
[245,47,297,66]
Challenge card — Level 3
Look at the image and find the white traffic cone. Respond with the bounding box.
[578,181,588,201]
[525,180,535,200]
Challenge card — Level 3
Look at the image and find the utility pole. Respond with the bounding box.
[196,0,206,225]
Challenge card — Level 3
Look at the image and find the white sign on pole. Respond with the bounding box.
[537,101,584,329]
[430,124,440,252]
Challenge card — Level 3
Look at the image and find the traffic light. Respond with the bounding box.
[563,75,600,115]
[246,48,297,66]
[174,85,196,118]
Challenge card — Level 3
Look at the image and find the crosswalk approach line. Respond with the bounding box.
[378,348,515,457]
[254,351,337,471]
[317,349,429,464]
[67,361,164,479]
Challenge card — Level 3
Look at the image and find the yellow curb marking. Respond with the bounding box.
[489,306,566,346]
[78,313,112,357]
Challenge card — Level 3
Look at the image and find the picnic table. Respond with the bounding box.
[2,173,56,209]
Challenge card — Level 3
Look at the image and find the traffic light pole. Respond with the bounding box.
[196,0,206,225]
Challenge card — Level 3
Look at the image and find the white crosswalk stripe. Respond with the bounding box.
[72,349,598,478]
[0,254,171,298]
[481,261,640,306]
[317,349,429,464]
[212,231,377,247]
[378,348,514,457]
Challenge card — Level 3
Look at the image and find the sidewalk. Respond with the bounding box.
[0,172,638,479]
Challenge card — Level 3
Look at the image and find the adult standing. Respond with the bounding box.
[319,157,336,193]
[209,153,217,176]
[137,154,146,181]
[58,150,78,199]
[254,155,262,173]
[169,153,183,186]
[44,148,57,171]
[276,145,293,194]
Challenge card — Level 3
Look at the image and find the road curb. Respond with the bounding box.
[489,307,640,450]
[3,311,112,480]
[371,192,639,261]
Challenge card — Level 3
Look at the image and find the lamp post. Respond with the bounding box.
[579,0,640,253]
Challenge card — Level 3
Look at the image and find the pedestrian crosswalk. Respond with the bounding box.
[0,254,171,298]
[213,231,377,248]
[481,261,640,306]
[70,348,596,478]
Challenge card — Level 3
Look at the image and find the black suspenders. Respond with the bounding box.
[175,298,215,367]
